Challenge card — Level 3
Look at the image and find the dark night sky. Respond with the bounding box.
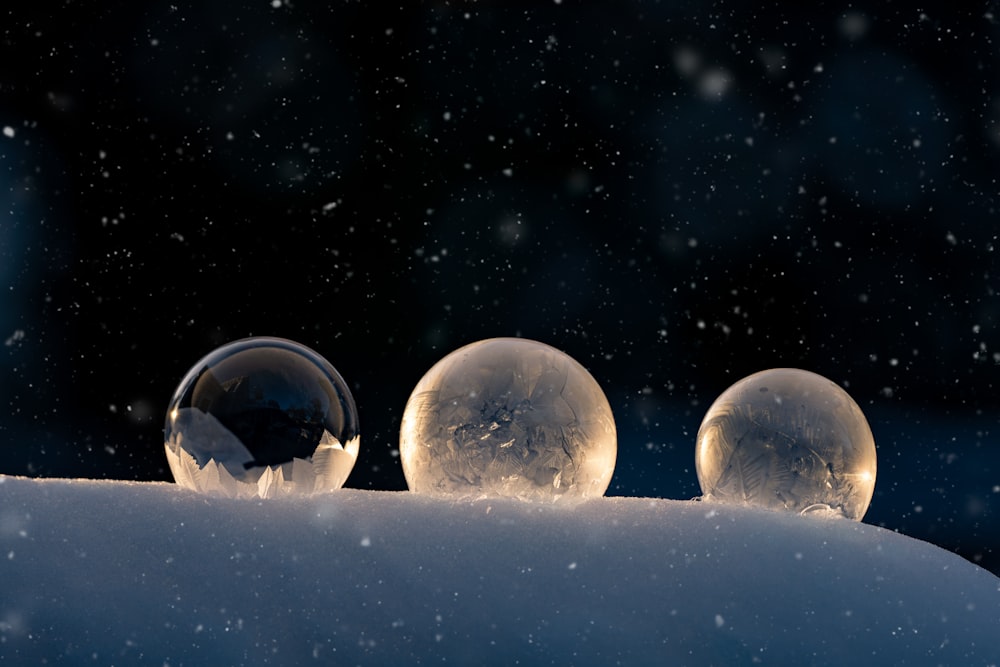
[2,2,998,574]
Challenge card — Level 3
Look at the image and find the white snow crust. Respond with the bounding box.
[0,475,997,665]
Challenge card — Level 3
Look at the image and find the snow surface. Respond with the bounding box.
[1,476,998,666]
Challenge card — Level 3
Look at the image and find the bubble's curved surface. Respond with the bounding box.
[696,368,876,520]
[164,337,359,498]
[400,338,617,501]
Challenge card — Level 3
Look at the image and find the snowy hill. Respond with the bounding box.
[1,476,997,666]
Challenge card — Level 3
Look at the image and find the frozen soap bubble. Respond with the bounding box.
[695,368,876,520]
[164,337,359,498]
[399,337,617,502]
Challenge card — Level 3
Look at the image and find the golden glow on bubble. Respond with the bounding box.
[399,338,617,502]
[695,368,877,521]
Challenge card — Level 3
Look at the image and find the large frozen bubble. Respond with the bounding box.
[695,368,877,520]
[164,337,359,498]
[399,337,617,501]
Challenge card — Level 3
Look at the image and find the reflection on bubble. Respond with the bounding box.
[399,338,617,502]
[164,337,359,498]
[695,368,877,521]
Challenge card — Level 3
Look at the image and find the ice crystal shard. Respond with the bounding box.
[695,368,877,521]
[399,338,617,501]
[163,337,359,498]
[165,409,359,498]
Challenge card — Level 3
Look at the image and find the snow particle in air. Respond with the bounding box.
[4,329,25,347]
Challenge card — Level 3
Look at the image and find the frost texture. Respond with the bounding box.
[400,338,617,501]
[165,408,359,498]
[696,368,877,520]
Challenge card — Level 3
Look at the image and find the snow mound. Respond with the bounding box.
[1,476,997,665]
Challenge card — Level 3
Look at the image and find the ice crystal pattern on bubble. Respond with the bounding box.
[164,337,359,498]
[695,368,877,520]
[400,338,617,501]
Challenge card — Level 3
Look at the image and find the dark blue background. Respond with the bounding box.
[2,2,997,574]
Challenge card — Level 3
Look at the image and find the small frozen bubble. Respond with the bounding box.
[164,337,359,498]
[399,337,617,502]
[695,368,876,521]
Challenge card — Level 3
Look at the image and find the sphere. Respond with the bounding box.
[400,338,617,501]
[695,368,876,520]
[164,337,359,498]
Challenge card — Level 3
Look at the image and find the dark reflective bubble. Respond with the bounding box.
[165,337,359,497]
